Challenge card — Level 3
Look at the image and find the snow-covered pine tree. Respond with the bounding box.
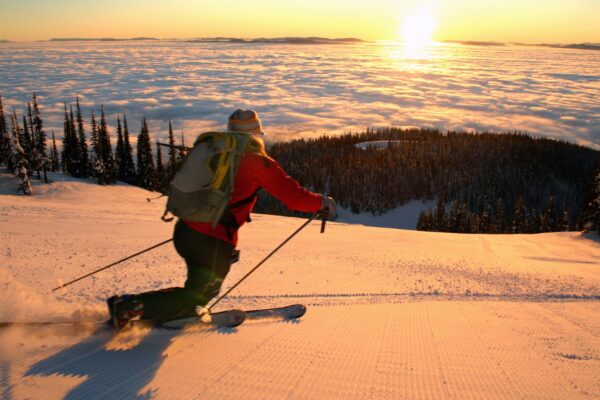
[98,105,118,183]
[69,105,83,177]
[122,115,136,184]
[115,116,126,181]
[27,104,39,178]
[50,131,60,172]
[6,110,21,173]
[75,96,90,178]
[98,105,116,183]
[90,110,106,183]
[136,118,156,190]
[0,95,6,165]
[27,103,38,175]
[21,114,33,170]
[60,105,70,173]
[0,96,7,164]
[10,110,31,194]
[31,94,49,182]
[60,103,82,177]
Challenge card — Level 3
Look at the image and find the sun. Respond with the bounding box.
[399,8,437,47]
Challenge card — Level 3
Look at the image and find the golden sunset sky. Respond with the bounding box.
[1,0,598,43]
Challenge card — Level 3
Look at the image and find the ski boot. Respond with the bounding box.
[107,294,145,328]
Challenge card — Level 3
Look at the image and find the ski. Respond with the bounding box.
[160,309,246,329]
[159,304,306,329]
[245,304,306,320]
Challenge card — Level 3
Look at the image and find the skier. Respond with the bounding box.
[108,109,336,327]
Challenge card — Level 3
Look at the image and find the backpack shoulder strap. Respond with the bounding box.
[218,190,260,241]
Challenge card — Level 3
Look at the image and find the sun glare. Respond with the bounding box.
[399,8,436,48]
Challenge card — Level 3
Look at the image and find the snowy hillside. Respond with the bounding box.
[1,173,599,399]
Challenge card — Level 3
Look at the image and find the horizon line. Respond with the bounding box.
[1,36,599,47]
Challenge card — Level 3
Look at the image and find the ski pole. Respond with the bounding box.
[207,212,324,311]
[52,238,173,292]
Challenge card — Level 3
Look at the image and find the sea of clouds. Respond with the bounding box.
[0,40,598,148]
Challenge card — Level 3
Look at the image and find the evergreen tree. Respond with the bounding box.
[584,162,600,233]
[60,103,83,177]
[136,118,156,190]
[529,208,541,233]
[0,95,7,165]
[417,209,434,231]
[472,214,482,233]
[156,140,167,192]
[50,131,60,172]
[90,110,106,182]
[75,96,90,178]
[448,200,461,231]
[122,115,136,183]
[434,197,446,231]
[32,94,49,182]
[494,198,506,233]
[180,131,188,158]
[479,201,493,233]
[10,110,31,194]
[21,114,32,169]
[27,102,37,172]
[166,119,181,181]
[70,105,83,177]
[168,120,176,167]
[512,196,527,233]
[559,210,570,231]
[61,104,70,173]
[540,195,555,232]
[115,116,126,181]
[98,105,116,183]
[417,211,427,230]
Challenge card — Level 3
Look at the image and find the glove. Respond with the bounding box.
[320,195,337,220]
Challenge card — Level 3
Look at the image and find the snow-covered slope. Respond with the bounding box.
[1,173,599,399]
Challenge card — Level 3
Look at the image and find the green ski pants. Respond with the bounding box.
[139,220,234,321]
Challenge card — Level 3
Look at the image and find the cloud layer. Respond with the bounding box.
[0,41,598,148]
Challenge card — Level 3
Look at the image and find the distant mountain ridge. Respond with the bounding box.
[45,36,364,44]
[49,37,160,42]
[540,43,600,51]
[445,39,600,51]
[187,37,365,44]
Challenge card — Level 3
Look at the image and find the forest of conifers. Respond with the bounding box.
[1,94,598,233]
[255,128,599,233]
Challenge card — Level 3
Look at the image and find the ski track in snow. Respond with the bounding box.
[1,173,599,399]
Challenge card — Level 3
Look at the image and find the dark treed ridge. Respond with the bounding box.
[254,128,598,233]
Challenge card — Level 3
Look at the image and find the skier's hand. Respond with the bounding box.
[320,196,337,220]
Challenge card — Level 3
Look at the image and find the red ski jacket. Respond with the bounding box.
[184,153,323,246]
